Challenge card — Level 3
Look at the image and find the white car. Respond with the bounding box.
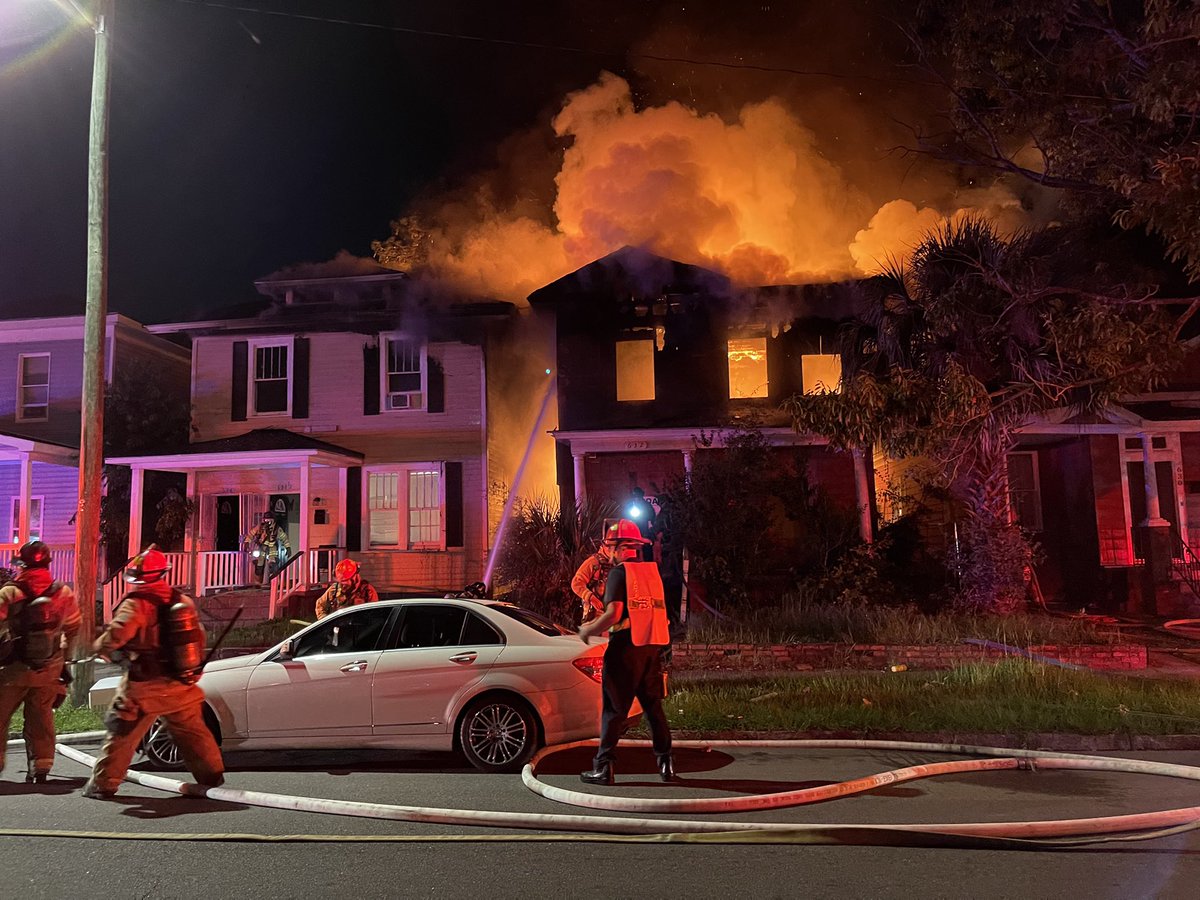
[96,598,608,773]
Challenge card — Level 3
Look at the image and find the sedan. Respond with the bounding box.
[97,598,608,773]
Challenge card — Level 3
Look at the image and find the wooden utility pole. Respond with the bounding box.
[73,0,113,699]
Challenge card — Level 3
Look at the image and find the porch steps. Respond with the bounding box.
[194,586,324,626]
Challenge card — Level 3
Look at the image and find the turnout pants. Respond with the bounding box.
[594,630,672,767]
[90,676,224,793]
[0,682,59,775]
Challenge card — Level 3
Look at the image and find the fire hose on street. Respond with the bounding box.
[0,738,1193,848]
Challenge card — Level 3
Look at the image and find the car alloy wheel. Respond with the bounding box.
[459,697,538,773]
[140,717,185,770]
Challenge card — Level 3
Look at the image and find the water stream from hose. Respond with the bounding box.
[482,373,556,590]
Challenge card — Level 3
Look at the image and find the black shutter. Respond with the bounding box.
[231,341,248,422]
[346,466,362,551]
[363,343,380,415]
[427,354,444,413]
[445,461,463,548]
[292,336,310,419]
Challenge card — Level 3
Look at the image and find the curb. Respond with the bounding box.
[667,729,1200,752]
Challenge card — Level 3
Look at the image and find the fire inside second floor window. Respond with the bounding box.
[727,338,769,399]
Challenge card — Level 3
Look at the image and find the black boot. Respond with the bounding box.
[580,761,614,786]
[24,771,47,785]
[658,756,680,782]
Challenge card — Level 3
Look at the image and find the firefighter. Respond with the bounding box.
[315,558,379,620]
[244,512,289,585]
[570,528,618,626]
[83,548,224,799]
[577,519,675,785]
[0,541,81,784]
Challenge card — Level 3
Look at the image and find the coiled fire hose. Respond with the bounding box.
[5,738,1193,848]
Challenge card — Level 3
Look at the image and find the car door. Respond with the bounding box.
[372,604,505,736]
[246,605,396,738]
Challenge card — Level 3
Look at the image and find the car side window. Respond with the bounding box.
[461,611,503,646]
[292,607,393,658]
[390,605,477,649]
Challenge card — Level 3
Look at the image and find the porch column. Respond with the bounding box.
[17,453,32,544]
[127,466,145,557]
[298,459,311,555]
[183,471,197,554]
[682,449,694,481]
[852,446,874,544]
[337,467,348,548]
[1139,432,1169,526]
[573,452,586,504]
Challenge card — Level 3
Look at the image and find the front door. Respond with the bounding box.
[215,495,240,552]
[372,604,504,736]
[246,606,395,738]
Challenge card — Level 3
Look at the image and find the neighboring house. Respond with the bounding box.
[1010,346,1200,613]
[0,314,191,584]
[112,264,511,618]
[528,247,872,551]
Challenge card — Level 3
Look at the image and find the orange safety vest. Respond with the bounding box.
[620,562,670,647]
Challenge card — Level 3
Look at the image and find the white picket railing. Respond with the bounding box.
[196,551,249,596]
[0,542,78,586]
[268,548,343,619]
[101,551,190,622]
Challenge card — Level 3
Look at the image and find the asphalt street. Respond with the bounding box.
[1,741,1199,899]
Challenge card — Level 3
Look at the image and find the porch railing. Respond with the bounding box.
[102,552,191,622]
[196,551,249,597]
[0,543,77,585]
[1170,527,1200,599]
[268,548,342,620]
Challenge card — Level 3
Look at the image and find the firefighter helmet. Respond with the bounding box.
[125,548,172,584]
[14,540,52,569]
[603,519,650,546]
[333,558,360,584]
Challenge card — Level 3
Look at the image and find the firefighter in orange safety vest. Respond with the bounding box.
[0,541,81,784]
[577,519,675,786]
[315,558,380,620]
[83,547,224,799]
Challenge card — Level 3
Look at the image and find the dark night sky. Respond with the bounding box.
[0,0,922,324]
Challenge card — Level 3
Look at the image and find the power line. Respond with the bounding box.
[171,0,935,88]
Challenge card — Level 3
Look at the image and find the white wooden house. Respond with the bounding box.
[111,267,510,619]
[0,314,191,584]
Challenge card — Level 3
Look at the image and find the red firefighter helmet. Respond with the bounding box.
[14,540,52,569]
[333,558,360,585]
[603,519,650,546]
[125,547,172,584]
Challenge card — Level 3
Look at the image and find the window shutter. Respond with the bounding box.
[445,461,464,548]
[363,343,380,416]
[231,341,248,422]
[427,354,445,413]
[292,336,310,418]
[346,466,362,550]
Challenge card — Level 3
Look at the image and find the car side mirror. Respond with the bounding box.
[278,638,295,660]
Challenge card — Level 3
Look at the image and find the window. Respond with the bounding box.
[802,354,842,394]
[727,337,768,399]
[488,604,573,637]
[250,339,291,415]
[17,354,50,421]
[1124,436,1168,450]
[389,605,502,649]
[1007,453,1043,532]
[408,469,441,546]
[382,336,425,411]
[616,339,655,401]
[290,606,393,658]
[367,464,444,549]
[9,497,43,543]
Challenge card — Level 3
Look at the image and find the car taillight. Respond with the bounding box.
[572,655,604,685]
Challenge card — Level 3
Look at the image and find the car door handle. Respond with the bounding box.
[449,652,478,664]
[340,660,370,673]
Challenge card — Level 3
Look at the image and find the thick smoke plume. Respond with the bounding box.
[384,73,1040,302]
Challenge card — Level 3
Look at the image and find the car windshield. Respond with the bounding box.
[488,604,573,637]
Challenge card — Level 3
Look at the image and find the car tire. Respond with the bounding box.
[458,695,539,773]
[140,717,186,770]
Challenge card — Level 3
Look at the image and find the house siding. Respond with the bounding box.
[0,339,85,446]
[0,460,80,545]
[1090,435,1130,566]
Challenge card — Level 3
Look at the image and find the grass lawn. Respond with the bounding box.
[635,661,1200,736]
[8,703,104,738]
